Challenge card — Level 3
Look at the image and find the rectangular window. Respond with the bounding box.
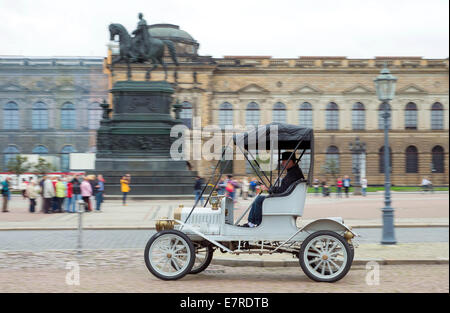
[32,110,48,129]
[352,111,365,130]
[326,111,339,130]
[61,110,76,129]
[4,110,19,129]
[405,111,417,129]
[89,109,103,130]
[431,111,443,130]
[299,110,312,128]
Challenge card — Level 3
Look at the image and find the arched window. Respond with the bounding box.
[61,145,76,172]
[88,102,103,130]
[218,102,233,129]
[379,146,393,173]
[246,102,260,128]
[405,146,419,173]
[272,102,286,123]
[352,102,365,130]
[325,146,340,171]
[180,101,193,129]
[3,145,19,170]
[61,102,76,129]
[298,102,313,128]
[432,146,444,173]
[431,102,444,130]
[405,102,417,129]
[326,102,339,130]
[378,102,392,130]
[3,102,19,129]
[32,102,48,129]
[32,145,49,154]
[299,152,311,175]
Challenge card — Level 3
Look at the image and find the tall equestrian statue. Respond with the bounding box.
[109,13,179,80]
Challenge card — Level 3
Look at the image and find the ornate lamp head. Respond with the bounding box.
[374,63,397,101]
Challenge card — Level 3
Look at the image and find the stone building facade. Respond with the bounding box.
[106,24,449,186]
[2,23,448,187]
[0,56,108,171]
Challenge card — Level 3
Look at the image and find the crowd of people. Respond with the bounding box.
[193,175,265,205]
[312,176,368,197]
[0,174,105,213]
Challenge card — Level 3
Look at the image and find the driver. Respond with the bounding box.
[241,151,305,227]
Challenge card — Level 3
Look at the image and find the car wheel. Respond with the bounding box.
[190,243,214,274]
[299,230,352,283]
[144,229,195,281]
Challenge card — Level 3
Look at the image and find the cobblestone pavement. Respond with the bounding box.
[0,250,447,293]
[1,193,447,229]
[0,227,448,251]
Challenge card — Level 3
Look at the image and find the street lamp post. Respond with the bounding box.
[374,64,397,244]
[349,137,366,195]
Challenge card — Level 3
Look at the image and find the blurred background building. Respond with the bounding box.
[0,56,108,172]
[1,23,448,185]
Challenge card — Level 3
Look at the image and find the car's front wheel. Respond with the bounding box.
[144,230,195,280]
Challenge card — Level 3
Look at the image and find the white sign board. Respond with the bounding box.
[70,153,96,170]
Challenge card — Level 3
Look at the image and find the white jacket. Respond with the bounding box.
[43,179,55,198]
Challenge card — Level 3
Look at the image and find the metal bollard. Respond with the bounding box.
[77,200,85,255]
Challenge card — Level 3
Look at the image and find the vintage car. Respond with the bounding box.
[144,123,358,282]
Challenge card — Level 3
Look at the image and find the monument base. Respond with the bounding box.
[95,80,196,195]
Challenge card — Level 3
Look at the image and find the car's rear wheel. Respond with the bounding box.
[190,243,214,274]
[299,230,352,282]
[144,230,195,280]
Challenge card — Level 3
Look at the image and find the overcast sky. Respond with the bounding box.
[0,0,448,58]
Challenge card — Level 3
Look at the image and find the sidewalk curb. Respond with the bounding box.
[0,224,447,231]
[211,258,449,267]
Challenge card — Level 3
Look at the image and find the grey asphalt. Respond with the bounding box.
[0,227,448,251]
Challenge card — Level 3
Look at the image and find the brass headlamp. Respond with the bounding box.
[155,218,175,231]
[210,191,221,210]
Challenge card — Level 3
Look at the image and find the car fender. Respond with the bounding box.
[300,218,357,236]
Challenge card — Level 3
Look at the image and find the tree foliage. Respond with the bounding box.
[6,155,31,175]
[321,158,340,180]
[32,157,54,175]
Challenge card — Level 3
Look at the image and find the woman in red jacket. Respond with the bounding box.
[65,179,74,213]
[336,177,343,198]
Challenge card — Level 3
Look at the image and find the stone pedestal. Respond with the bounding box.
[95,80,195,195]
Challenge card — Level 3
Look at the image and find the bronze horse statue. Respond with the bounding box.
[109,23,179,80]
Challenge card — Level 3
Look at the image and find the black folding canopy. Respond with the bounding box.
[232,123,313,150]
[182,123,314,225]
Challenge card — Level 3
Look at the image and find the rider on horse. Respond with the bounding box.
[132,13,151,62]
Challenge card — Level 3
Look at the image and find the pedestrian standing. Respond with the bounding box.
[80,177,93,212]
[217,179,225,195]
[321,180,326,197]
[95,174,105,212]
[19,178,28,199]
[249,178,257,197]
[39,176,45,212]
[26,180,40,213]
[343,175,351,198]
[71,175,82,212]
[241,177,249,200]
[336,177,343,198]
[55,177,66,213]
[43,176,55,214]
[120,174,131,205]
[193,176,204,206]
[224,175,239,202]
[65,177,74,213]
[361,177,368,197]
[1,177,11,212]
[51,177,58,212]
[313,178,320,196]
